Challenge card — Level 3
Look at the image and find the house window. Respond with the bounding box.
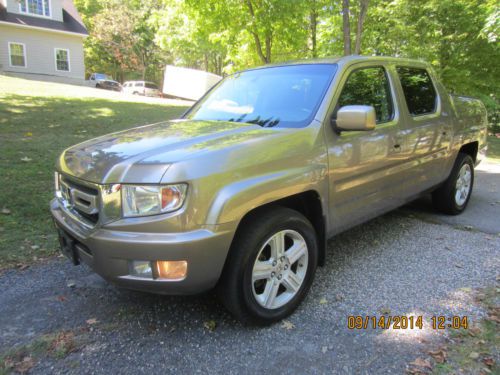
[19,0,51,17]
[9,43,26,67]
[55,49,70,72]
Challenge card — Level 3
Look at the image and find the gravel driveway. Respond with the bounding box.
[1,161,498,374]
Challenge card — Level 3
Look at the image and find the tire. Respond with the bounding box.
[218,207,318,325]
[432,152,474,215]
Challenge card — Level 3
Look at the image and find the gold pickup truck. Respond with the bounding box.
[51,56,488,324]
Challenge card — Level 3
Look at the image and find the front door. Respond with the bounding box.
[325,64,407,235]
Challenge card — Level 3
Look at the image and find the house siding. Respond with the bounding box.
[6,0,64,22]
[0,24,85,81]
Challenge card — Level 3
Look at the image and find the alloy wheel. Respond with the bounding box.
[251,230,308,309]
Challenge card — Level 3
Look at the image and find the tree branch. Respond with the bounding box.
[354,0,369,55]
[342,0,351,55]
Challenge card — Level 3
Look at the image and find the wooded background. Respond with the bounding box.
[74,0,498,127]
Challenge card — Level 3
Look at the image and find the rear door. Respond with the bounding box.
[325,63,408,234]
[393,66,452,194]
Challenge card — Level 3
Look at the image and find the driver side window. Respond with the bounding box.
[337,67,394,124]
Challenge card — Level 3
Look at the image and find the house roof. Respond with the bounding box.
[0,0,88,36]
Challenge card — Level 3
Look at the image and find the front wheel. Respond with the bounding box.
[218,207,318,325]
[432,152,474,215]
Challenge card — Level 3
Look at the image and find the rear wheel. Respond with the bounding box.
[218,207,318,325]
[432,152,474,215]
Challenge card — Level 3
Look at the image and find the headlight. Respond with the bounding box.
[122,184,187,217]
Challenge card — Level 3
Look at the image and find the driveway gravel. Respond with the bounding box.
[0,161,498,374]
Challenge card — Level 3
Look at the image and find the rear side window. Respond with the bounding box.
[396,67,437,116]
[135,82,143,87]
[337,67,394,123]
[145,83,158,89]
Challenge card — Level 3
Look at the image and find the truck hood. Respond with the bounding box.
[57,120,269,184]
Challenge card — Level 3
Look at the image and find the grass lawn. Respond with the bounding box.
[0,75,189,269]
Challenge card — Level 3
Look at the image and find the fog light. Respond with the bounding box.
[156,260,187,280]
[130,260,153,278]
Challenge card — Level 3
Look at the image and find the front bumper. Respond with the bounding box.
[50,198,234,295]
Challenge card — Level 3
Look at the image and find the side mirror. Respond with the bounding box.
[333,105,376,132]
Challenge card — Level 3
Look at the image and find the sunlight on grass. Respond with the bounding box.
[89,107,115,117]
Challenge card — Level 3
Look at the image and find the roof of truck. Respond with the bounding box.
[245,55,430,72]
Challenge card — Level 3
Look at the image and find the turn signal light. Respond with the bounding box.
[156,260,187,280]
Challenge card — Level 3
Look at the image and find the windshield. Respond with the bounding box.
[185,64,337,128]
[95,73,110,80]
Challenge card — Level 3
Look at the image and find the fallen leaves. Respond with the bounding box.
[281,320,295,330]
[203,320,216,332]
[428,347,447,364]
[407,357,433,374]
[486,309,500,324]
[319,297,328,304]
[380,307,391,315]
[15,263,29,271]
[20,157,32,162]
[469,351,480,359]
[410,357,432,369]
[86,318,98,325]
[483,357,495,367]
[468,326,482,337]
[66,280,76,288]
[9,356,35,374]
[48,331,77,356]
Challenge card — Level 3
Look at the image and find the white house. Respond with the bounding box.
[0,0,88,84]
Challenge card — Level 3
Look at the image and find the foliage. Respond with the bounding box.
[73,0,498,126]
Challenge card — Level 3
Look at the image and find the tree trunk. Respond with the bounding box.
[354,0,369,55]
[342,0,351,55]
[265,32,272,63]
[245,0,271,64]
[141,53,147,80]
[310,2,318,58]
[204,53,209,72]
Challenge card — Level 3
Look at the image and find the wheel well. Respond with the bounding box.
[232,191,327,266]
[459,142,478,162]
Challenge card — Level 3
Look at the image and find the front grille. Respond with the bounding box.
[61,176,98,195]
[76,210,99,224]
[60,176,100,225]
